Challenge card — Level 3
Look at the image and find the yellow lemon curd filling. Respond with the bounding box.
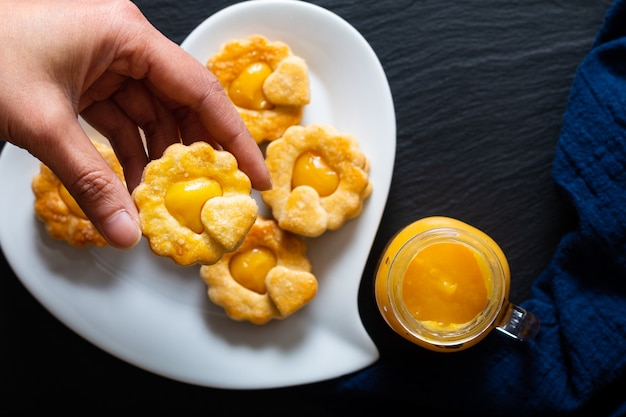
[229,246,277,294]
[164,178,223,234]
[402,242,489,326]
[58,184,87,219]
[228,62,274,110]
[291,151,339,197]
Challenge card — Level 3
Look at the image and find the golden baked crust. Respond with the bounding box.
[261,124,373,237]
[200,216,318,324]
[207,34,310,143]
[132,142,258,266]
[32,140,123,248]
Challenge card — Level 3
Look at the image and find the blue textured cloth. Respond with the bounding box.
[335,1,626,415]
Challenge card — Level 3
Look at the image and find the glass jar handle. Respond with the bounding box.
[495,303,540,342]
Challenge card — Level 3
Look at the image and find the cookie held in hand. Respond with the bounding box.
[132,142,258,266]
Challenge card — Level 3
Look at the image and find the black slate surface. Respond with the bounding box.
[0,0,615,411]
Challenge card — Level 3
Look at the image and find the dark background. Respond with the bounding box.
[0,0,614,412]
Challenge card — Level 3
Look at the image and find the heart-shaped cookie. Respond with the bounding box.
[266,266,318,317]
[263,56,310,106]
[202,195,258,250]
[279,186,328,237]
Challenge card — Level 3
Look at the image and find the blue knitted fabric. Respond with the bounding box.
[336,1,626,415]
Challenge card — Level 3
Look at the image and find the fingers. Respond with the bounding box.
[180,69,272,191]
[30,106,142,249]
[81,100,148,191]
[115,80,180,160]
[128,32,272,190]
[81,79,181,191]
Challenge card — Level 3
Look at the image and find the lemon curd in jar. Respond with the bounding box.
[375,216,511,351]
[403,241,491,327]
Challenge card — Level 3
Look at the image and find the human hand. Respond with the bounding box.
[0,0,270,249]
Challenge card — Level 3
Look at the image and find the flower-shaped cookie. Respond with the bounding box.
[207,34,310,143]
[132,142,258,266]
[261,124,373,237]
[32,140,124,248]
[200,216,318,324]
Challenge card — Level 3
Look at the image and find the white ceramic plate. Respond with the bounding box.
[0,0,395,389]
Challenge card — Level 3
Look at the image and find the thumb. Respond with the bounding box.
[34,118,142,249]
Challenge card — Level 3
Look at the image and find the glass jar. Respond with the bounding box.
[374,216,539,352]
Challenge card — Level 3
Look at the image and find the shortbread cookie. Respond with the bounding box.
[32,140,124,248]
[132,142,258,266]
[261,124,373,237]
[200,217,317,324]
[207,34,310,143]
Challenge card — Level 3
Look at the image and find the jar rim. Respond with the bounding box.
[386,226,508,346]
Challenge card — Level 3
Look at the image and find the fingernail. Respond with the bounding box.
[102,210,142,249]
